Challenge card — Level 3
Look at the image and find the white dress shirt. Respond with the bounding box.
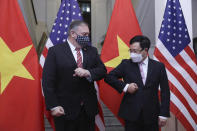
[139,56,148,81]
[67,39,83,63]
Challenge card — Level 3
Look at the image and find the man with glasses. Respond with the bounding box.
[105,35,170,131]
[42,20,106,131]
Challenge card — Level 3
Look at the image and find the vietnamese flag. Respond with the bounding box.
[0,0,44,131]
[99,0,141,125]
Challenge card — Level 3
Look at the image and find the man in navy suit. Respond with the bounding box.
[104,35,170,131]
[42,20,106,131]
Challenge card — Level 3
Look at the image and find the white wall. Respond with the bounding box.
[46,0,61,33]
[32,0,61,45]
[33,0,61,33]
[17,0,37,45]
[17,0,61,46]
[91,0,109,52]
[192,0,197,38]
[135,0,155,57]
[32,0,46,22]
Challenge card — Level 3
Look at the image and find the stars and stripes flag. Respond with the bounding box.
[39,0,105,130]
[153,0,197,130]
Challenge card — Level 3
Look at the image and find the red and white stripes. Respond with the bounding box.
[153,39,197,130]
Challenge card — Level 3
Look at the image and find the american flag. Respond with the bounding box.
[153,0,197,130]
[39,0,105,130]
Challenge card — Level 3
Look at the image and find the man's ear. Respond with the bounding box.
[70,30,75,38]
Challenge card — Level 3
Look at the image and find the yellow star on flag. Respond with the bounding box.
[104,35,130,68]
[0,37,34,94]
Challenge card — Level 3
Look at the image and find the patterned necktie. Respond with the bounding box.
[75,48,82,68]
[139,62,145,85]
[75,48,84,106]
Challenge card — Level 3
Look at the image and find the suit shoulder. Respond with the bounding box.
[122,59,131,63]
[86,46,97,51]
[150,59,165,67]
[48,43,67,54]
[49,43,65,50]
[84,46,99,54]
[119,59,131,66]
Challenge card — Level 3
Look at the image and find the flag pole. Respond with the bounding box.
[175,117,178,131]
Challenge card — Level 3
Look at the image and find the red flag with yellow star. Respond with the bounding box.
[0,0,44,130]
[99,0,141,124]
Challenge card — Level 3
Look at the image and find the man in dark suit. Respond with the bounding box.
[42,20,106,131]
[104,35,170,131]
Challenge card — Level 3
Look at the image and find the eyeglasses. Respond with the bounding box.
[129,49,143,53]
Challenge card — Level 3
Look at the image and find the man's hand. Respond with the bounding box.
[51,106,65,117]
[73,68,90,77]
[158,117,167,127]
[127,83,138,94]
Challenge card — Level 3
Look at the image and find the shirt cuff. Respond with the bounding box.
[86,76,92,82]
[123,84,129,92]
[86,70,92,82]
[159,116,168,120]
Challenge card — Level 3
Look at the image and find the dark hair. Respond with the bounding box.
[68,20,88,35]
[129,35,151,50]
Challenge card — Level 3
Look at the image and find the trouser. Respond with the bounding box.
[125,110,159,131]
[54,106,95,131]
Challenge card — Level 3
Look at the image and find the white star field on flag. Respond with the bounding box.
[49,0,82,45]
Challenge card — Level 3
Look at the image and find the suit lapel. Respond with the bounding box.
[131,58,154,87]
[82,47,88,68]
[130,60,144,86]
[145,58,154,86]
[63,42,78,67]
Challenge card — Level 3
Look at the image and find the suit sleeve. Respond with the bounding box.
[159,63,170,117]
[104,60,127,93]
[88,48,107,81]
[42,48,59,110]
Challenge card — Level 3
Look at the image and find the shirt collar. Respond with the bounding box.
[141,56,149,65]
[67,39,77,52]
